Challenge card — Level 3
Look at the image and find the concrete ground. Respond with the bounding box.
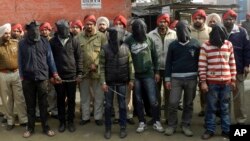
[1,82,250,141]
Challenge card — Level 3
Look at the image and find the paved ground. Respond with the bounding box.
[1,81,250,141]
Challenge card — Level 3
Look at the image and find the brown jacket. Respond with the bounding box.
[0,39,18,70]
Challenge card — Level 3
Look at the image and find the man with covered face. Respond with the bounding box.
[124,19,164,133]
[77,15,107,126]
[164,20,200,137]
[190,9,212,117]
[99,27,134,139]
[223,9,250,125]
[50,19,83,133]
[199,23,236,139]
[18,20,61,138]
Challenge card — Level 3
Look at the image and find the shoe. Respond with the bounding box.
[58,123,66,133]
[136,122,147,133]
[164,119,168,125]
[95,120,103,126]
[127,118,135,125]
[164,127,175,136]
[104,128,111,139]
[198,111,205,117]
[201,130,214,140]
[1,118,7,123]
[79,119,90,125]
[221,131,229,139]
[6,124,15,131]
[178,105,183,111]
[68,122,76,132]
[153,121,164,133]
[51,114,58,119]
[120,127,127,138]
[0,112,4,117]
[147,119,154,125]
[182,126,193,137]
[113,119,119,124]
[20,123,27,127]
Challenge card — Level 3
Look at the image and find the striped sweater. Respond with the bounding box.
[198,40,237,84]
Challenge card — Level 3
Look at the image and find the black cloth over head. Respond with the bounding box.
[176,20,191,43]
[209,23,228,47]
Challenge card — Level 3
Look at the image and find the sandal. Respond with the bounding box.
[44,130,56,137]
[23,130,33,138]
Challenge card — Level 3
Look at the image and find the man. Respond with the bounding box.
[242,13,250,36]
[11,23,24,40]
[164,20,200,137]
[223,9,250,125]
[148,13,176,124]
[0,23,27,130]
[124,19,164,133]
[199,23,236,139]
[190,9,212,117]
[77,15,107,126]
[99,27,134,139]
[70,20,83,37]
[96,16,110,35]
[18,20,61,138]
[40,22,53,40]
[50,19,83,133]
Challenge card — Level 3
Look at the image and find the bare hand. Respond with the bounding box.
[90,64,97,72]
[201,82,208,93]
[101,84,108,92]
[231,81,236,91]
[75,75,82,83]
[155,74,160,82]
[128,81,134,90]
[165,82,171,90]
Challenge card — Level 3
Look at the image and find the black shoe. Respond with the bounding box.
[221,131,229,139]
[178,105,183,111]
[127,118,135,125]
[6,124,15,131]
[120,127,127,138]
[51,114,58,119]
[198,111,205,117]
[104,128,111,139]
[164,119,168,125]
[68,123,76,132]
[113,119,119,124]
[79,119,90,125]
[20,123,27,127]
[201,130,214,140]
[1,118,7,123]
[95,120,103,126]
[0,112,4,117]
[147,119,154,126]
[58,123,66,132]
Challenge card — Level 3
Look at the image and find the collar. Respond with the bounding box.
[230,24,240,34]
[178,40,190,46]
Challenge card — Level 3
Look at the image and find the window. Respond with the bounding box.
[81,0,101,9]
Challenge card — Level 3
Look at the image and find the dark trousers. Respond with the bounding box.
[54,81,76,124]
[22,80,50,132]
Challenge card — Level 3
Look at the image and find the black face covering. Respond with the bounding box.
[26,21,40,42]
[55,19,70,39]
[107,27,125,54]
[176,20,191,43]
[209,23,228,47]
[132,19,147,43]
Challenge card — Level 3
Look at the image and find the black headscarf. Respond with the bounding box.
[107,27,125,54]
[131,19,147,43]
[176,20,191,43]
[209,23,228,47]
[25,20,40,42]
[55,19,70,39]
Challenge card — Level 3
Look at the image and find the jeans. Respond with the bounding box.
[134,77,160,123]
[104,84,127,128]
[168,78,197,128]
[205,84,231,133]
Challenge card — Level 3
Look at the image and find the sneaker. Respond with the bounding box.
[164,127,175,136]
[201,130,214,140]
[136,122,147,133]
[153,121,164,133]
[182,126,193,137]
[120,127,127,138]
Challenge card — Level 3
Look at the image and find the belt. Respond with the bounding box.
[0,69,18,73]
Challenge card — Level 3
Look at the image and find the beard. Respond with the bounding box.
[193,22,203,29]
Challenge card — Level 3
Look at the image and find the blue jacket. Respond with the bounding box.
[228,24,250,74]
[18,37,58,81]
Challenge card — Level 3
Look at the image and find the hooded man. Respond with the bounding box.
[0,23,27,131]
[18,20,61,138]
[99,27,134,139]
[223,9,250,125]
[199,23,236,139]
[164,20,200,137]
[50,19,83,133]
[124,19,164,133]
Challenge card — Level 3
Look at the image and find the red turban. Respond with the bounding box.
[84,15,96,24]
[71,20,83,30]
[192,9,207,21]
[11,23,23,32]
[223,9,237,20]
[39,22,52,31]
[113,15,127,28]
[169,20,179,30]
[157,13,170,25]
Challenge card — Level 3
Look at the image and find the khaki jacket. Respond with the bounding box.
[190,24,211,44]
[0,39,18,70]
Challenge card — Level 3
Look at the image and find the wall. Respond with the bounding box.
[0,0,131,26]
